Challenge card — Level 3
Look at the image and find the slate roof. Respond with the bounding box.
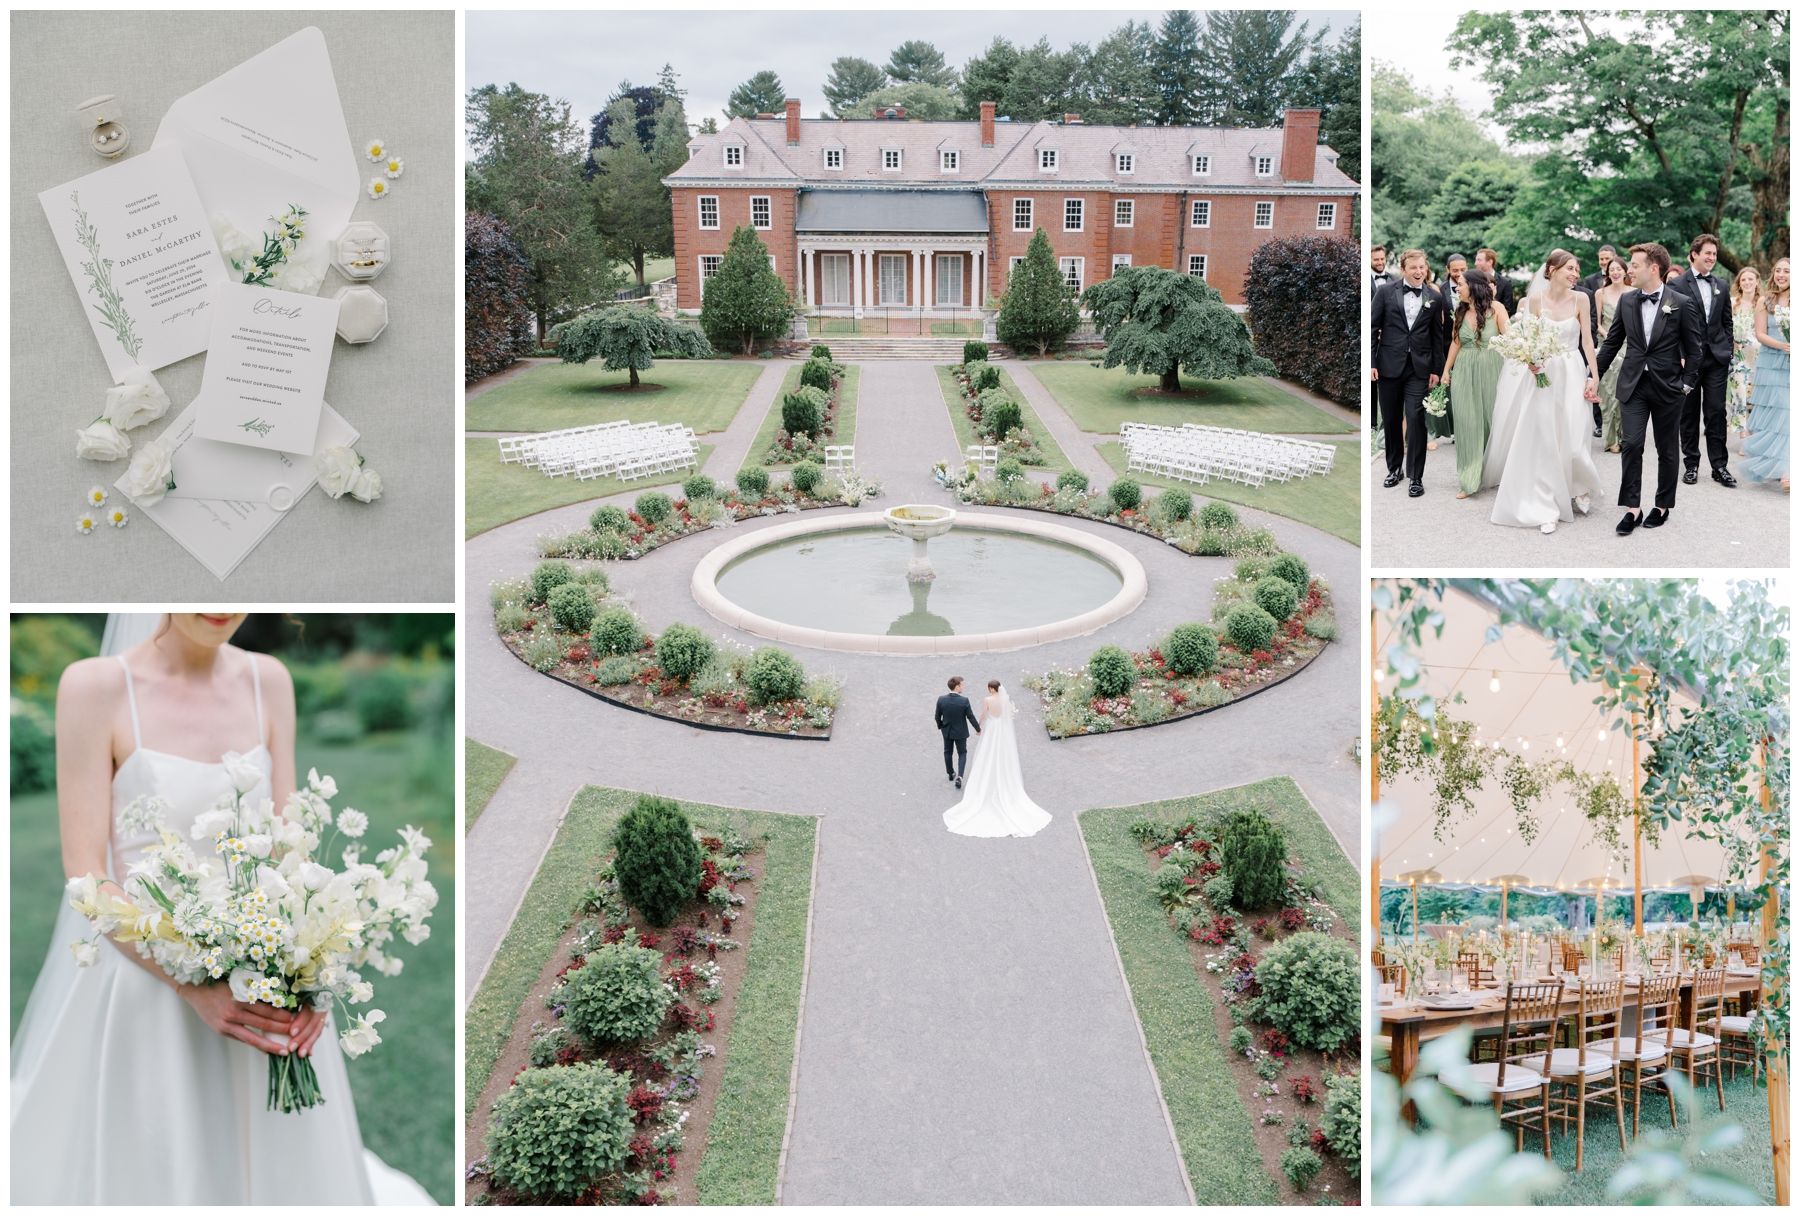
[795,189,990,234]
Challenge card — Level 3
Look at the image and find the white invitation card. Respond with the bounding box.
[193,281,338,454]
[39,145,227,382]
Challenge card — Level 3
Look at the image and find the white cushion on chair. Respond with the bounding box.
[1531,1047,1618,1076]
[1719,1016,1754,1034]
[1657,1029,1717,1048]
[1464,1061,1548,1094]
[1594,1036,1668,1063]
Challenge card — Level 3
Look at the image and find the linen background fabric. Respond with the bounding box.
[10,11,454,599]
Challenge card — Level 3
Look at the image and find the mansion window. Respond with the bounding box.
[883,148,902,171]
[1064,198,1083,232]
[824,148,843,170]
[1115,153,1133,174]
[1255,155,1273,176]
[1188,254,1207,279]
[1013,197,1033,231]
[724,144,743,167]
[1114,199,1133,228]
[941,149,959,171]
[1059,257,1084,291]
[1317,203,1337,230]
[1112,254,1132,273]
[1039,148,1058,171]
[698,196,719,229]
[1009,255,1025,281]
[1192,155,1210,176]
[1254,201,1274,229]
[700,254,722,292]
[750,196,771,229]
[1190,200,1210,228]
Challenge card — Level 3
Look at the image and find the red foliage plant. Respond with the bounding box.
[1243,233,1359,405]
[625,1085,663,1124]
[1261,1028,1290,1056]
[1197,859,1222,879]
[1279,906,1308,931]
[699,836,724,853]
[464,213,535,381]
[667,926,698,956]
[602,924,627,945]
[1290,1075,1319,1104]
[697,858,723,897]
[628,1134,655,1163]
[635,931,660,951]
[567,644,592,664]
[666,1002,700,1032]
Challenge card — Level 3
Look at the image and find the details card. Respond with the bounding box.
[193,280,338,454]
[39,144,227,383]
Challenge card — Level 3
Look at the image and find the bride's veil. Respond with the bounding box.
[1524,258,1551,307]
[101,613,162,657]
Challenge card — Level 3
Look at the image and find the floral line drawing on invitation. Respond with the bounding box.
[238,418,275,437]
[69,190,141,361]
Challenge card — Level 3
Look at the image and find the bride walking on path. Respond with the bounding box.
[943,680,1051,839]
[1482,249,1604,533]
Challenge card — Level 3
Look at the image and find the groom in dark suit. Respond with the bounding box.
[1369,248,1448,497]
[935,676,980,789]
[1670,233,1738,487]
[1596,242,1703,535]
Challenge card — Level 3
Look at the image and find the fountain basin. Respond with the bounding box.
[882,503,956,581]
[692,511,1147,655]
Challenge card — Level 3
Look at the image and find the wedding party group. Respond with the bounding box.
[1371,237,1790,537]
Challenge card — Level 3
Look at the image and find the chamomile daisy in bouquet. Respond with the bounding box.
[1489,308,1569,387]
[66,758,437,1113]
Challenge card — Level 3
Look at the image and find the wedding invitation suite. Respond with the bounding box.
[39,145,227,381]
[193,281,339,454]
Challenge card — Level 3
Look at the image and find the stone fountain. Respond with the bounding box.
[882,504,956,581]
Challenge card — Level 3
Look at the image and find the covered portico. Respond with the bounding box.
[795,188,989,319]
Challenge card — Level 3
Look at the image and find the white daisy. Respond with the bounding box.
[107,506,128,528]
[368,179,388,200]
[384,157,404,180]
[364,138,385,161]
[87,486,107,507]
[76,513,97,534]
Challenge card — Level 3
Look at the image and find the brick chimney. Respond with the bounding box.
[785,98,801,145]
[980,100,995,148]
[1064,113,1081,124]
[1280,108,1320,182]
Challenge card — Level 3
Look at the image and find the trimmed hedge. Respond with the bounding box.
[790,460,823,494]
[611,794,704,928]
[634,491,672,525]
[548,584,596,634]
[1164,623,1218,676]
[745,647,805,704]
[962,340,989,364]
[1244,234,1358,405]
[1089,644,1136,697]
[1108,477,1142,512]
[484,1062,633,1199]
[1251,932,1359,1054]
[1253,576,1299,622]
[781,386,827,438]
[736,466,770,498]
[799,358,832,393]
[465,213,534,382]
[530,560,575,604]
[1226,602,1278,653]
[590,504,630,534]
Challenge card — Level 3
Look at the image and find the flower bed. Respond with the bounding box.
[493,564,840,739]
[1131,808,1359,1205]
[1025,559,1334,738]
[760,360,848,465]
[464,818,765,1205]
[948,362,1051,465]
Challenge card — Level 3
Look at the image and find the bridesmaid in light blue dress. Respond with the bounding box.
[1741,258,1789,490]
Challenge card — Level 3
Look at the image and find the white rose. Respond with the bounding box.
[70,941,100,967]
[103,366,171,431]
[298,861,335,891]
[219,750,262,794]
[314,445,362,499]
[254,865,291,898]
[228,966,264,1003]
[119,438,174,505]
[349,468,383,503]
[274,257,323,296]
[241,833,272,859]
[76,420,131,461]
[214,214,257,268]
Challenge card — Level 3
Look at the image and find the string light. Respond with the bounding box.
[1598,729,1608,741]
[1556,736,1564,747]
[1490,670,1501,692]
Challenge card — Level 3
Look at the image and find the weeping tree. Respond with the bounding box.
[1080,265,1274,393]
[555,305,712,387]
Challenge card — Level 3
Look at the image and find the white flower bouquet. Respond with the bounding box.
[1489,309,1568,388]
[1422,384,1450,418]
[66,759,437,1113]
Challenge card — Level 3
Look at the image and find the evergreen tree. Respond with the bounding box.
[886,40,957,89]
[1199,10,1326,128]
[1086,21,1157,126]
[1082,266,1275,393]
[556,306,713,388]
[1410,161,1526,266]
[999,38,1065,124]
[822,56,888,117]
[589,81,662,162]
[654,63,686,107]
[1152,10,1207,126]
[696,116,719,135]
[958,37,1020,120]
[725,70,786,120]
[1290,21,1361,180]
[593,99,676,286]
[995,229,1081,357]
[700,226,794,355]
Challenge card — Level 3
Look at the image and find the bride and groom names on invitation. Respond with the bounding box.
[116,193,214,329]
[195,283,339,454]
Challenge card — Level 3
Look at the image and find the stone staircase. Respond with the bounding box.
[799,336,984,361]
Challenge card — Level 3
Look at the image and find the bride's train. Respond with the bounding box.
[1482,315,1604,532]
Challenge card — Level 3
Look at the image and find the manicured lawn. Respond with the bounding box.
[1030,363,1354,435]
[929,320,982,335]
[465,437,715,538]
[465,359,761,435]
[933,364,1075,476]
[1097,438,1360,546]
[620,256,675,285]
[1078,777,1355,1206]
[464,737,515,832]
[462,786,816,1204]
[739,363,861,475]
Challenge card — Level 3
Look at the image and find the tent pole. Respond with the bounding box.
[1760,739,1788,1205]
[1633,692,1644,936]
[1370,596,1380,934]
[1412,882,1418,946]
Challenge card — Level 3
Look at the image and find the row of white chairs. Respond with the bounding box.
[1121,422,1335,489]
[822,445,856,472]
[497,420,699,483]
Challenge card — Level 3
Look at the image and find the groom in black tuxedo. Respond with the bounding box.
[1670,233,1738,487]
[935,676,980,789]
[1596,242,1703,535]
[1369,248,1448,497]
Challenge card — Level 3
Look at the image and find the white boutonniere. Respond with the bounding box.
[1661,301,1678,316]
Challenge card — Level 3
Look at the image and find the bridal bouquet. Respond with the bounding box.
[66,758,437,1113]
[1422,384,1449,418]
[1489,310,1566,387]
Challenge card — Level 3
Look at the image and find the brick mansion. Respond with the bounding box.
[663,99,1355,317]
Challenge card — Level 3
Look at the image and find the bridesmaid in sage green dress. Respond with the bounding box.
[1595,258,1629,451]
[1441,267,1507,498]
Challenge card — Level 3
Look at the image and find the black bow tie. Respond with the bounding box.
[1403,285,1423,296]
[1643,292,1661,304]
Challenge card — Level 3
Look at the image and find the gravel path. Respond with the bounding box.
[464,360,1359,1203]
[700,361,785,483]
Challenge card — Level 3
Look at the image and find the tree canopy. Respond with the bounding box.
[725,70,786,120]
[591,95,688,286]
[885,40,956,90]
[1198,10,1327,127]
[1151,10,1206,126]
[1370,64,1513,253]
[1081,266,1275,393]
[822,56,888,118]
[846,83,959,122]
[995,229,1080,358]
[555,306,712,387]
[699,226,793,355]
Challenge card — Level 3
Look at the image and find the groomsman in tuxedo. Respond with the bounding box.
[1370,244,1395,296]
[1475,249,1515,314]
[1369,248,1448,496]
[1596,242,1702,535]
[1669,233,1737,487]
[1581,246,1617,295]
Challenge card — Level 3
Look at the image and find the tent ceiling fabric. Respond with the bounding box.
[1377,585,1737,893]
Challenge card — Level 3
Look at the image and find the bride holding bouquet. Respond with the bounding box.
[11,613,434,1204]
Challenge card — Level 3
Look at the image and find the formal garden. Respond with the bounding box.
[938,352,1075,475]
[745,347,860,471]
[464,788,815,1205]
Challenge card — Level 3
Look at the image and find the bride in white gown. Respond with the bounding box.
[1483,249,1605,533]
[943,680,1051,838]
[11,613,433,1205]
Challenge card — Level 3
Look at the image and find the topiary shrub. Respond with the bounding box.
[635,491,672,526]
[530,560,576,604]
[1089,644,1136,697]
[485,1061,633,1200]
[592,608,642,657]
[655,623,716,682]
[1156,488,1193,522]
[1226,602,1278,653]
[811,343,833,361]
[983,392,1022,439]
[682,474,716,501]
[1108,477,1142,512]
[781,386,827,438]
[548,584,597,634]
[593,656,638,685]
[1218,808,1287,910]
[736,466,770,498]
[799,357,833,393]
[962,340,989,364]
[1057,469,1089,493]
[1280,1146,1323,1193]
[1198,500,1239,530]
[745,646,805,704]
[974,364,1002,392]
[564,938,672,1043]
[1254,576,1299,622]
[1321,1072,1360,1163]
[1268,552,1310,592]
[1251,932,1358,1053]
[994,457,1025,483]
[589,504,630,534]
[790,459,823,495]
[1164,623,1218,676]
[611,794,703,928]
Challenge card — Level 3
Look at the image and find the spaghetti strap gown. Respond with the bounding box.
[1597,299,1624,450]
[1741,303,1789,483]
[1482,312,1604,528]
[1449,313,1502,496]
[10,654,433,1205]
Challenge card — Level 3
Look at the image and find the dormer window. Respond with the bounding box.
[823,148,843,170]
[1254,155,1273,177]
[1115,153,1133,174]
[1039,148,1058,171]
[1192,155,1211,176]
[883,148,902,171]
[940,149,959,172]
[724,144,744,168]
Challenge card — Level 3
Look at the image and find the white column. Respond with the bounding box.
[925,248,936,310]
[912,249,922,309]
[972,248,983,308]
[799,248,811,308]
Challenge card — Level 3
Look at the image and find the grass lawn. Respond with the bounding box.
[11,728,457,1204]
[462,785,816,1204]
[465,359,761,435]
[739,364,861,475]
[465,437,715,538]
[1079,777,1356,1204]
[929,320,982,335]
[620,256,675,285]
[933,364,1075,476]
[1030,363,1354,435]
[1096,438,1360,546]
[464,738,515,832]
